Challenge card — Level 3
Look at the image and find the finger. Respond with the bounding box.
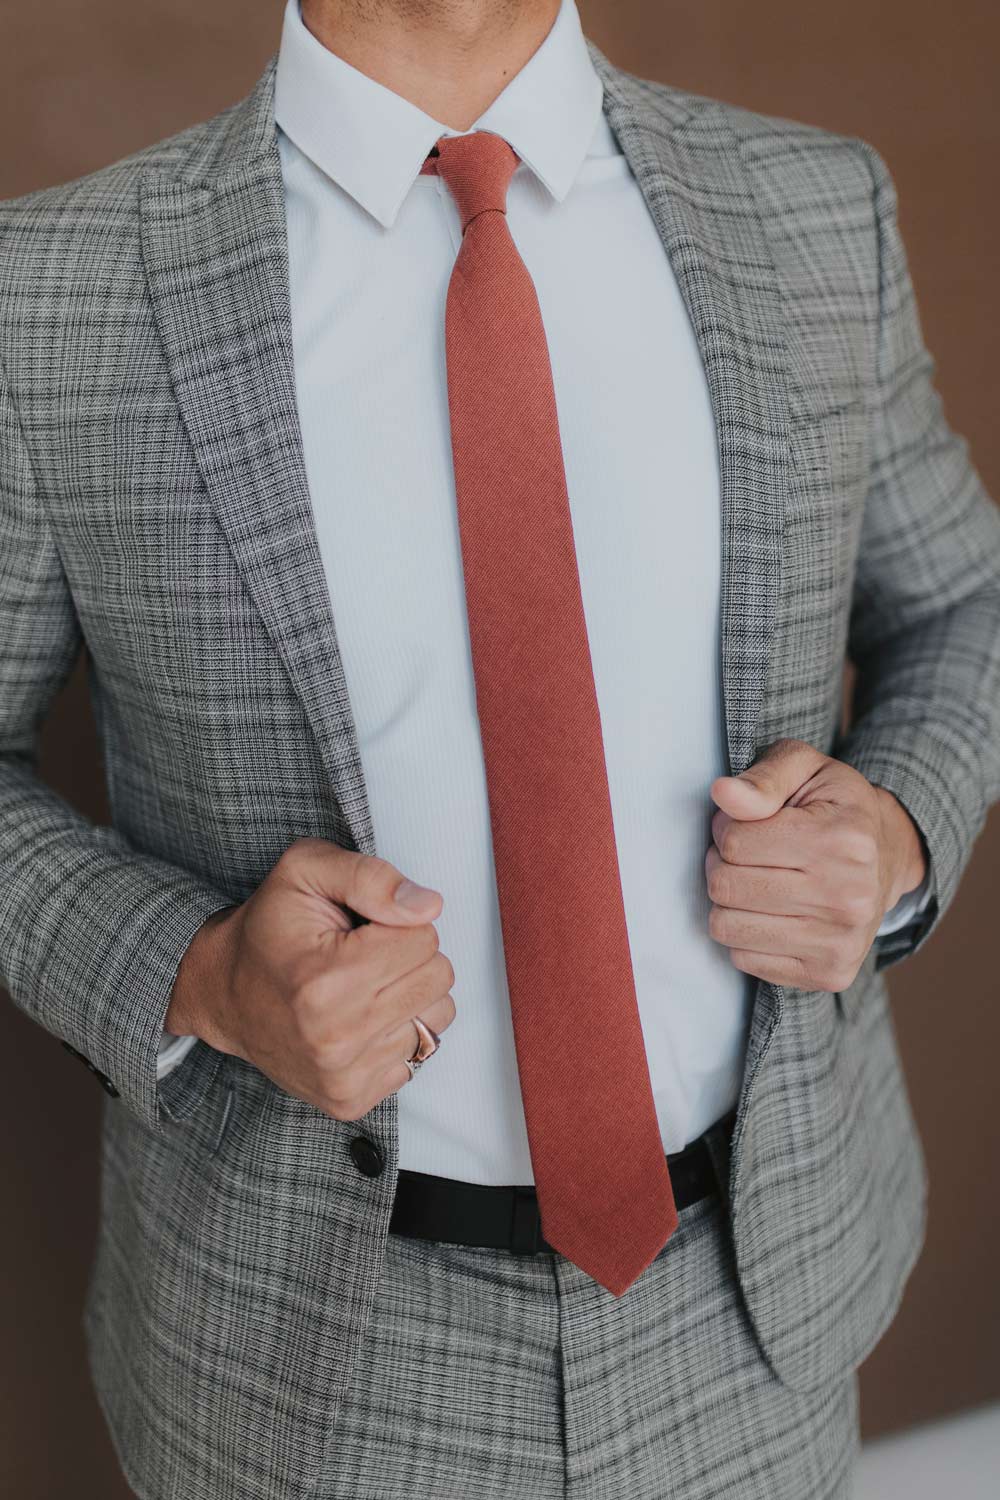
[710,739,828,821]
[712,804,816,869]
[727,948,811,987]
[382,1057,418,1100]
[369,949,456,1035]
[705,844,818,916]
[280,838,443,927]
[339,1056,417,1121]
[707,905,813,957]
[335,993,456,1117]
[371,991,457,1068]
[368,1052,429,1113]
[345,919,443,991]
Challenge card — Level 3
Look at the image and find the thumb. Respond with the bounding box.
[710,739,829,821]
[282,838,443,927]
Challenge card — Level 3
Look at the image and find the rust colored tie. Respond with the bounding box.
[421,131,677,1296]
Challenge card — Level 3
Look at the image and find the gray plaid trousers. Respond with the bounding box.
[322,1194,859,1500]
[2,32,1000,1500]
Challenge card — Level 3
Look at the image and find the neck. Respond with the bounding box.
[299,0,561,130]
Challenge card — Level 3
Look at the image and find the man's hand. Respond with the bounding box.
[705,738,928,991]
[165,838,456,1121]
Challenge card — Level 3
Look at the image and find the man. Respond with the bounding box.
[1,0,998,1494]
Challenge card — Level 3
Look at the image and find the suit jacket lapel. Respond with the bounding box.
[140,61,376,858]
[141,48,790,834]
[589,41,791,780]
[587,42,792,1074]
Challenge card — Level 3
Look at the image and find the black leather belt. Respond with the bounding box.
[389,1109,736,1256]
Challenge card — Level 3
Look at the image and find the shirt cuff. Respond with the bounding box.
[157,1031,199,1081]
[876,866,935,937]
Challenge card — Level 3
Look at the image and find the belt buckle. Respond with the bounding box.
[510,1185,543,1254]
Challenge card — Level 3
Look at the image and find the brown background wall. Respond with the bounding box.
[1,1,998,1494]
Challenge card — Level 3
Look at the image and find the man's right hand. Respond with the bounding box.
[165,838,455,1121]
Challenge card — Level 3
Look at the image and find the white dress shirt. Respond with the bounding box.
[160,0,931,1183]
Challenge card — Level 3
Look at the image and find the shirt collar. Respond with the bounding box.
[273,0,605,228]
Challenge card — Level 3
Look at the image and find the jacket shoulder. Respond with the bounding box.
[598,55,880,199]
[2,108,222,223]
[0,64,274,304]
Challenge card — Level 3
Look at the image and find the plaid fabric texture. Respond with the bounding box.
[1,35,999,1500]
[325,1196,858,1500]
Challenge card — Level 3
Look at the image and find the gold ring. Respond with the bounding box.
[407,1015,441,1072]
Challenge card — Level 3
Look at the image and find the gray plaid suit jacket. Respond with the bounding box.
[2,37,1000,1500]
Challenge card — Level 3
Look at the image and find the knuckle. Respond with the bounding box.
[707,905,728,942]
[276,838,306,870]
[355,854,399,903]
[330,1097,366,1123]
[411,958,450,1009]
[839,827,876,866]
[850,938,870,972]
[383,921,438,963]
[814,961,857,993]
[426,990,457,1030]
[291,972,328,1012]
[436,951,456,991]
[815,930,845,964]
[323,1074,373,1121]
[402,972,434,1013]
[729,948,760,978]
[408,923,441,968]
[289,976,331,1037]
[706,864,732,904]
[386,924,440,984]
[277,836,322,873]
[320,1033,359,1077]
[839,890,874,925]
[717,824,738,861]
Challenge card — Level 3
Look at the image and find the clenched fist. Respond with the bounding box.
[166,838,456,1120]
[705,738,928,992]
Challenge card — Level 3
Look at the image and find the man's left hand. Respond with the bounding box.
[705,738,928,991]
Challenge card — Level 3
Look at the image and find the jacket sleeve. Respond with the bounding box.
[832,140,1000,969]
[0,349,234,1128]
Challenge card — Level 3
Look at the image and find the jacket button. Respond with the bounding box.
[349,1135,385,1178]
[61,1040,120,1098]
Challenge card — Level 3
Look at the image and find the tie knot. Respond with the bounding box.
[420,131,520,232]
